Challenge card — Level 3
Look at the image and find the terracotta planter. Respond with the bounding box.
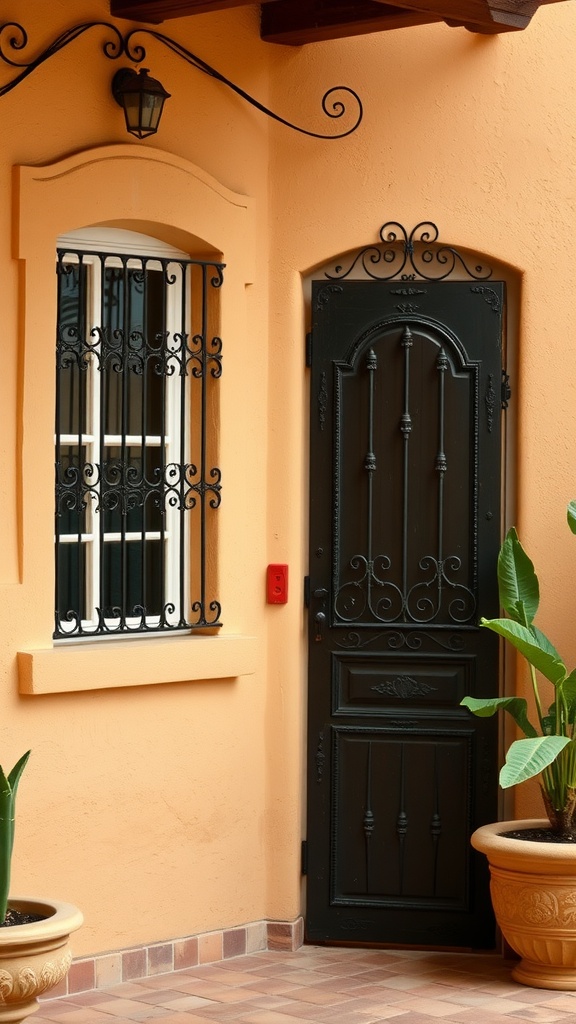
[472,819,576,989]
[0,898,83,1023]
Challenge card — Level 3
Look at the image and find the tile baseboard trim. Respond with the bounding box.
[48,917,305,999]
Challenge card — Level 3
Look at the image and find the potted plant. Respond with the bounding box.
[0,752,82,1023]
[462,502,576,989]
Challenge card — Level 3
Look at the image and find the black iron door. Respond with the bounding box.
[306,278,504,948]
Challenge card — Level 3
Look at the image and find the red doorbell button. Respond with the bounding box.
[267,564,288,604]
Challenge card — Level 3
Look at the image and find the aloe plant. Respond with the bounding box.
[461,504,576,838]
[0,752,30,923]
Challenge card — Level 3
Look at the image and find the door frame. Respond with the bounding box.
[303,220,518,942]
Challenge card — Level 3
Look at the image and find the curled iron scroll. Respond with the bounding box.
[0,22,363,139]
[326,221,493,281]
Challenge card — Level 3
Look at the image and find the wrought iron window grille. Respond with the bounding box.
[54,244,223,640]
[0,21,363,140]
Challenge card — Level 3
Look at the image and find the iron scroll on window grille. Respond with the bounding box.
[54,247,223,639]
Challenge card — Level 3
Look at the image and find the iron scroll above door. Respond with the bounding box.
[324,221,494,283]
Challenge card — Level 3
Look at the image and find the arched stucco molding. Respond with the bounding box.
[15,144,255,280]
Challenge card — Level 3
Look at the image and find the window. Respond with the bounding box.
[54,230,223,640]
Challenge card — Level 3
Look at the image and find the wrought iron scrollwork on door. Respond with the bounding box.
[334,555,476,625]
[333,332,476,628]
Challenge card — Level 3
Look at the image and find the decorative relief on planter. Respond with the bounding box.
[492,877,576,928]
[0,951,72,1003]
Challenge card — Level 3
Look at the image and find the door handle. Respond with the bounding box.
[310,583,328,641]
[314,610,326,642]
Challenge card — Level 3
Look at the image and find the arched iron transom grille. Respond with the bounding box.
[54,244,223,639]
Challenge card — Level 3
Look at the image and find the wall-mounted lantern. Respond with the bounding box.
[0,22,362,141]
[112,67,170,139]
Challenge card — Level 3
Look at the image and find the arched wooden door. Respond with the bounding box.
[306,260,505,948]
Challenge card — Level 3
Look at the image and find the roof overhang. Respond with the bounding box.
[109,0,570,43]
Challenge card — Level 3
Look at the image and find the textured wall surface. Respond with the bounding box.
[1,0,575,956]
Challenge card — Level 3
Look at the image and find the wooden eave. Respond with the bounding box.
[110,0,570,42]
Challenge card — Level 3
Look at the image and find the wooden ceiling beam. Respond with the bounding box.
[110,0,277,24]
[372,0,563,32]
[110,0,568,36]
[261,1,441,45]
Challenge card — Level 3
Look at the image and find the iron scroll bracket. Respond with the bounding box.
[0,21,363,140]
[325,221,494,282]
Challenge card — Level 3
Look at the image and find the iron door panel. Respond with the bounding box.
[332,652,474,717]
[307,279,503,948]
[332,728,471,907]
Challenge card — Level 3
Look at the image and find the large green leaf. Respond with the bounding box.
[479,617,566,687]
[497,527,539,626]
[7,751,30,796]
[0,752,30,924]
[500,735,571,788]
[567,501,576,536]
[460,696,537,737]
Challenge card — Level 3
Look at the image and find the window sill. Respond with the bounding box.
[17,635,257,694]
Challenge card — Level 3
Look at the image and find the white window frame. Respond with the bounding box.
[55,228,192,639]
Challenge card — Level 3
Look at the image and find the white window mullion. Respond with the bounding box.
[85,258,102,630]
[165,261,185,627]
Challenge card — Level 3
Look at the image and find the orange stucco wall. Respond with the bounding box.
[1,0,575,956]
[266,6,576,833]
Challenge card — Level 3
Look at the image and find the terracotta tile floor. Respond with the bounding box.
[35,947,576,1024]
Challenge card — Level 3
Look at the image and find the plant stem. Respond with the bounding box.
[527,661,545,732]
[0,776,13,924]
